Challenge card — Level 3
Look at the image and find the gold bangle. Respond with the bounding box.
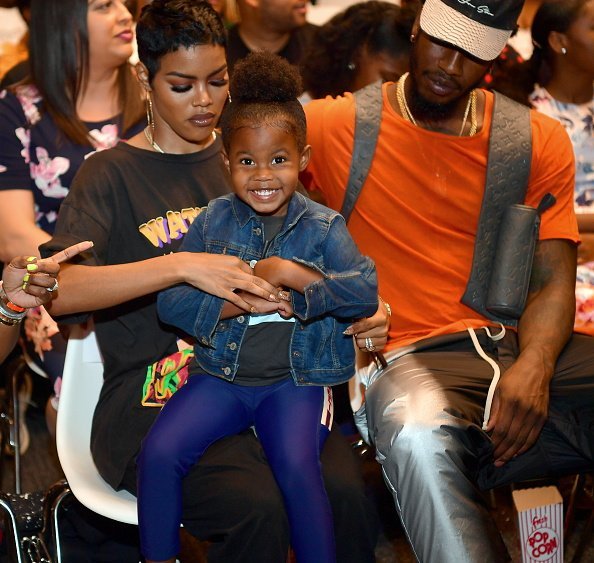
[0,310,23,326]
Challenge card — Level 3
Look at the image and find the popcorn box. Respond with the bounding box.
[512,486,563,563]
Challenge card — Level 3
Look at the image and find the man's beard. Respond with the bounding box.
[406,71,460,123]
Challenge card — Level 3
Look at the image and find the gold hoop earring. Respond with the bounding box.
[145,92,155,142]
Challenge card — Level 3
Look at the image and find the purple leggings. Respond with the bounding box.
[137,375,335,562]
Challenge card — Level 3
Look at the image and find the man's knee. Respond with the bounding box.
[376,415,466,481]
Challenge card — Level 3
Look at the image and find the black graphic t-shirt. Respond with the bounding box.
[41,139,230,488]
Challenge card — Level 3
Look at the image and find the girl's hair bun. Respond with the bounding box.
[230,51,302,104]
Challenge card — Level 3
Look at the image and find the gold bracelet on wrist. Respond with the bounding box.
[0,309,24,326]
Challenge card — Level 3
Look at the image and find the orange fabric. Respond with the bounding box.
[0,35,27,81]
[303,85,579,350]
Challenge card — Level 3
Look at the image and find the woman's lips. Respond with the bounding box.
[116,30,133,43]
[189,113,215,127]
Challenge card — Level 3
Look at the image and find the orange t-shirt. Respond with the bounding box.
[303,84,579,350]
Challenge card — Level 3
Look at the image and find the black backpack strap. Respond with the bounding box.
[460,92,532,326]
[340,80,383,223]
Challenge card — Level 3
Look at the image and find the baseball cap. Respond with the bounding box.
[419,0,525,61]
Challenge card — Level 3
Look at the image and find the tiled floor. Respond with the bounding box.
[2,381,593,562]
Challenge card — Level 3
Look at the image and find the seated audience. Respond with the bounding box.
[41,2,385,561]
[0,0,144,421]
[226,0,317,80]
[301,0,594,560]
[301,0,418,100]
[138,51,378,563]
[528,0,594,334]
[493,0,594,333]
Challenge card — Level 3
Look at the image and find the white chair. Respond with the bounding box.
[49,325,139,562]
[56,325,139,524]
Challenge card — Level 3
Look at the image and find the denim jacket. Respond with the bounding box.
[157,192,378,386]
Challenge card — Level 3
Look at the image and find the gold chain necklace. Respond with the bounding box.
[396,72,477,137]
[143,126,217,153]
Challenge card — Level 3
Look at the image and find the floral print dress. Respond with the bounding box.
[0,83,144,367]
[0,84,142,233]
[530,85,594,334]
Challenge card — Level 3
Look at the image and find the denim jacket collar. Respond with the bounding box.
[229,188,310,234]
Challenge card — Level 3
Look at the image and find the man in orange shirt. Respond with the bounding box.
[303,0,594,560]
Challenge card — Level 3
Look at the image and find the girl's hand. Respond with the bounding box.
[252,256,290,288]
[181,253,280,312]
[277,295,294,319]
[2,241,94,309]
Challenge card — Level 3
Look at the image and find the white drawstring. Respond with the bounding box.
[467,324,506,430]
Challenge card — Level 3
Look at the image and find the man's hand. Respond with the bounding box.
[486,239,576,467]
[485,350,551,467]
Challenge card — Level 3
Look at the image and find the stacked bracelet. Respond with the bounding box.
[0,281,27,326]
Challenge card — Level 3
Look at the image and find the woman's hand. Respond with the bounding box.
[181,253,280,312]
[344,297,391,352]
[2,241,94,309]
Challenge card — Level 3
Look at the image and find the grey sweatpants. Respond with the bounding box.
[364,330,594,563]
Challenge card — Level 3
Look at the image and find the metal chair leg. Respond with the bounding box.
[2,356,29,493]
[41,479,72,563]
[0,496,25,563]
[10,359,25,494]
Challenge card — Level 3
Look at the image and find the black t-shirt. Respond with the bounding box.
[41,139,231,489]
[226,23,318,79]
[233,215,293,386]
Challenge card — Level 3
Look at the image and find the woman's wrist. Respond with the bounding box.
[165,252,191,285]
[0,281,27,325]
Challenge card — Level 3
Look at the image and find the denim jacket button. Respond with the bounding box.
[223,367,231,376]
[237,316,245,324]
[228,342,237,350]
[292,351,300,357]
[253,227,262,236]
[200,336,208,345]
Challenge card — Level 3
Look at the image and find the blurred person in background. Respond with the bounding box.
[301,0,418,101]
[0,0,145,435]
[227,0,316,80]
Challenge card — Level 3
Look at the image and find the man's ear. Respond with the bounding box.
[135,62,151,91]
[299,145,311,172]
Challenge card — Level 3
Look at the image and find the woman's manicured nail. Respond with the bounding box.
[26,263,38,272]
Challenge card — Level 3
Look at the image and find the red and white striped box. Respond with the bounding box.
[512,486,563,563]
